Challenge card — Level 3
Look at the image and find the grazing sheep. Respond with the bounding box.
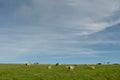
[55,62,60,66]
[88,65,95,70]
[26,62,32,67]
[48,65,52,69]
[66,65,75,71]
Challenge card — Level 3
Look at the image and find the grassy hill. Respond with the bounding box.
[0,64,120,80]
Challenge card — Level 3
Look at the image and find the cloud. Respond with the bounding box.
[13,0,120,35]
[0,0,120,61]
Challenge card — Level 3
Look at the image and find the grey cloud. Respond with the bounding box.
[0,0,120,59]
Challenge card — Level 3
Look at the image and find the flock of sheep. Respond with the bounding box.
[25,62,96,71]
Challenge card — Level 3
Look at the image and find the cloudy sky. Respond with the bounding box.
[0,0,120,64]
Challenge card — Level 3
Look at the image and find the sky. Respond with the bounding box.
[0,0,120,64]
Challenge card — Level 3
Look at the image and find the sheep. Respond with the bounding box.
[55,62,60,66]
[66,65,75,71]
[26,62,32,67]
[88,65,95,70]
[48,65,52,69]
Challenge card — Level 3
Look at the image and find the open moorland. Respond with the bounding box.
[0,64,120,80]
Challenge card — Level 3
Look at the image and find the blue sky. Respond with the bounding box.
[0,0,120,64]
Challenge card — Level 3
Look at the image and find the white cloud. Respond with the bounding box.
[0,0,120,60]
[28,0,120,36]
[14,0,120,29]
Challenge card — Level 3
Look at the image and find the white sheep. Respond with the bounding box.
[48,65,52,69]
[26,62,32,67]
[66,65,75,71]
[88,65,95,70]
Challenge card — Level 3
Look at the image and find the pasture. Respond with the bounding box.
[0,64,120,80]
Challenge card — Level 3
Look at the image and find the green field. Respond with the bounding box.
[0,64,120,80]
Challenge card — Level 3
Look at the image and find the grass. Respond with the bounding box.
[0,64,120,80]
